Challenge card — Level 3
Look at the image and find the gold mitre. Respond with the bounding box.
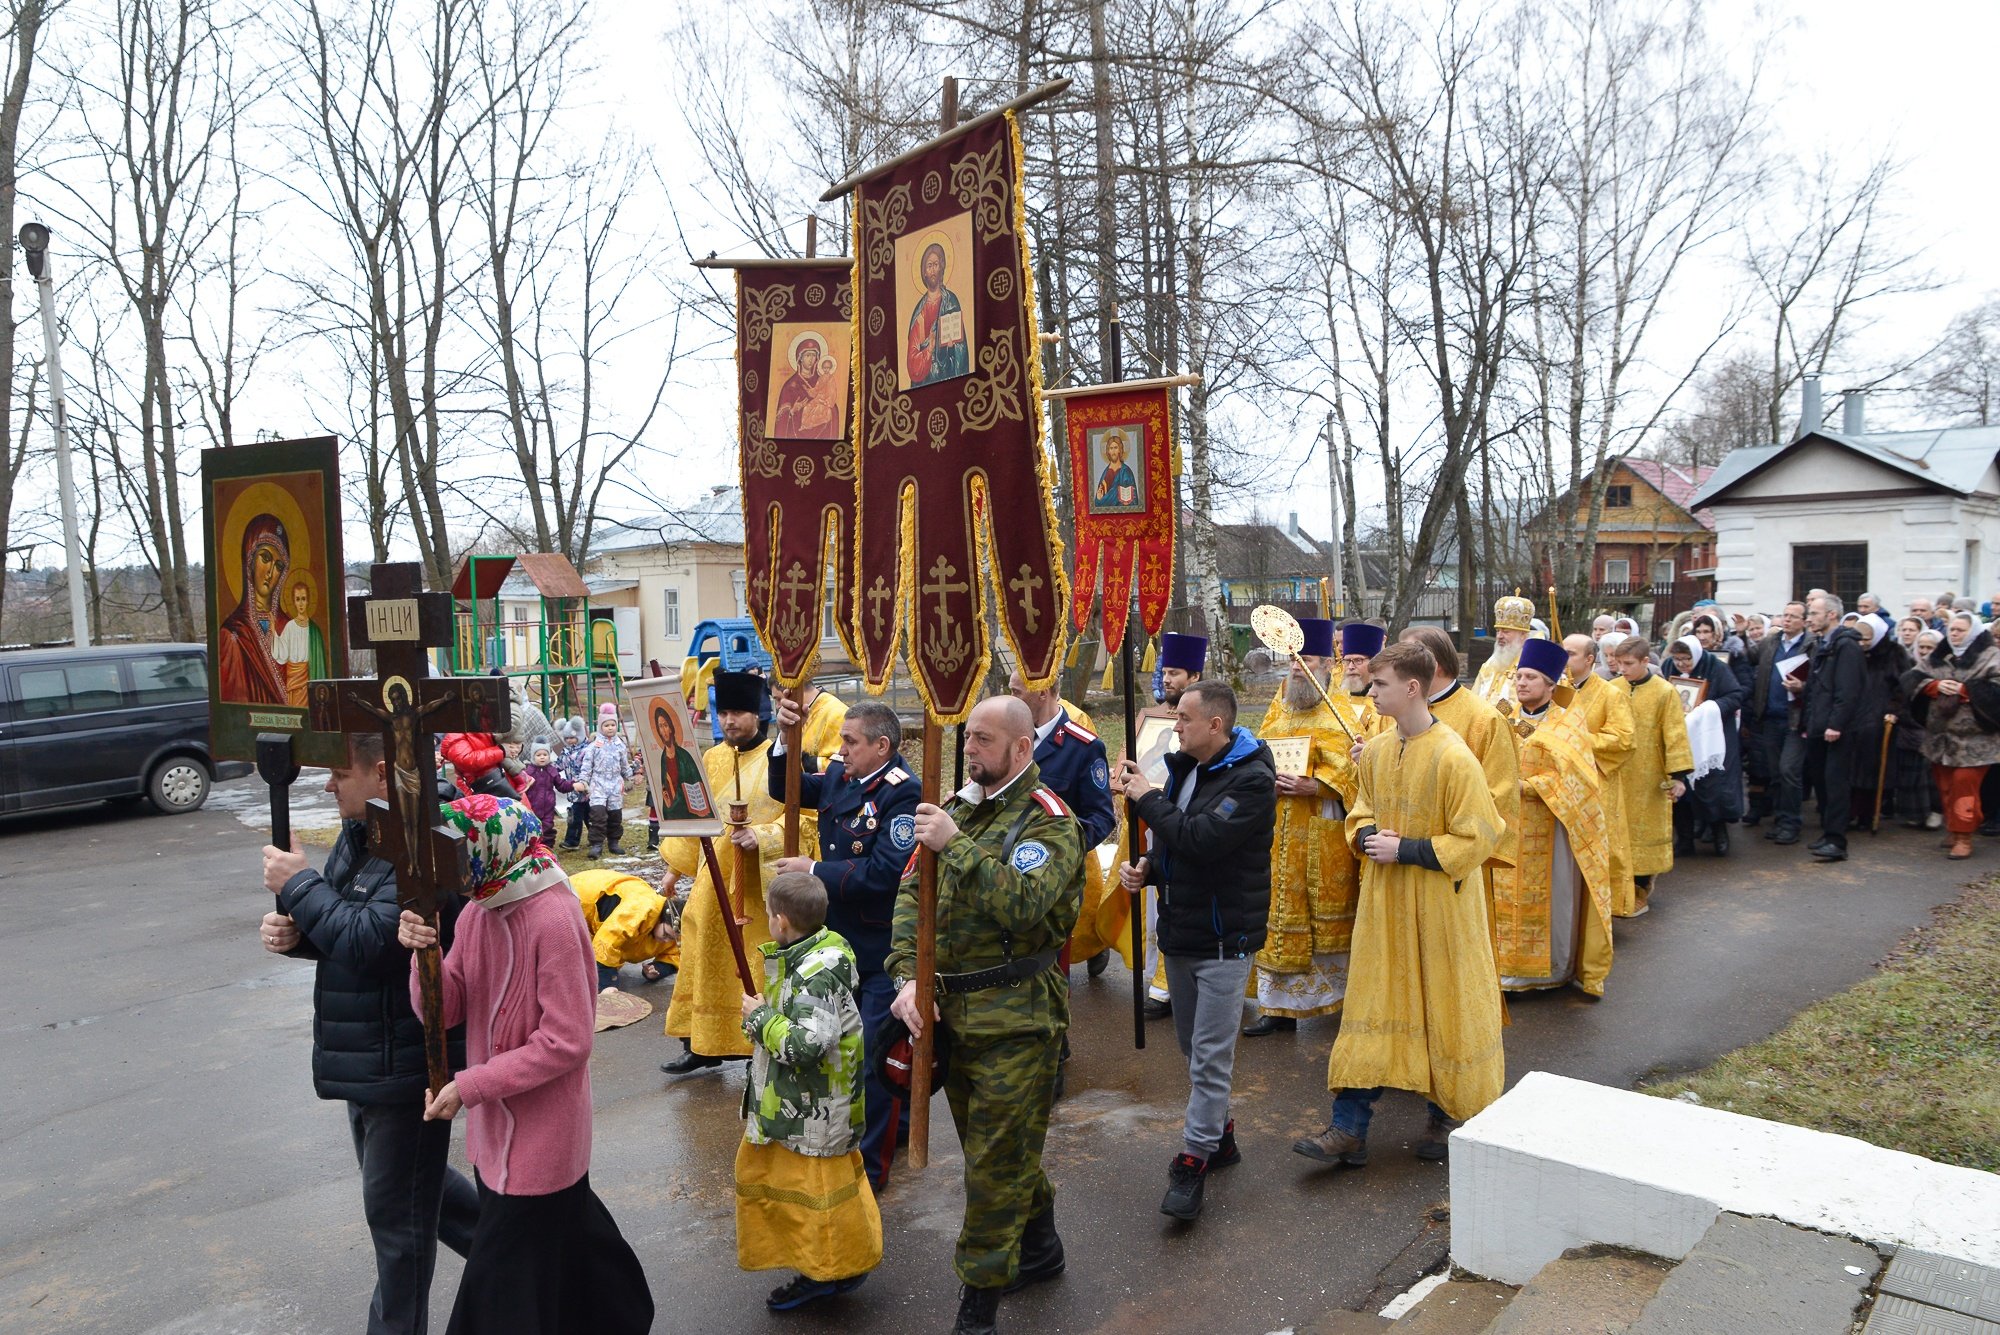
[1493,589,1536,633]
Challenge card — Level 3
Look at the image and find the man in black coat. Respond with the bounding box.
[1802,593,1866,861]
[1115,680,1276,1222]
[1745,601,1816,843]
[260,732,477,1335]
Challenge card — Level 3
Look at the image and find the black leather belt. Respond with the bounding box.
[934,946,1064,995]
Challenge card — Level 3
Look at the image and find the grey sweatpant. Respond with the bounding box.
[1163,952,1255,1159]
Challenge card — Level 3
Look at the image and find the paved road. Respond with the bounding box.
[0,779,1983,1335]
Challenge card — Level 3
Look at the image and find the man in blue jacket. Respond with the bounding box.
[259,731,478,1335]
[769,695,922,1189]
[1115,680,1276,1222]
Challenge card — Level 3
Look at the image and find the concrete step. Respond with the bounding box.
[1483,1246,1675,1335]
[1393,1278,1515,1333]
[1627,1213,1882,1334]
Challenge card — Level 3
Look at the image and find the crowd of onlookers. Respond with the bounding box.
[1587,588,2000,864]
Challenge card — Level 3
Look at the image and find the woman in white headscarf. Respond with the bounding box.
[1904,611,2000,858]
[1667,630,1745,854]
[1848,614,1910,829]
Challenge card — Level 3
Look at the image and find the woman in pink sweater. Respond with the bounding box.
[399,793,652,1334]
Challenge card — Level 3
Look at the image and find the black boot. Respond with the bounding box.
[1710,822,1730,856]
[660,1041,724,1075]
[1085,949,1111,978]
[953,1284,1001,1335]
[1004,1204,1065,1292]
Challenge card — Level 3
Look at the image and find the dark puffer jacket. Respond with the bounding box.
[1135,726,1277,958]
[278,819,465,1104]
[1804,625,1865,739]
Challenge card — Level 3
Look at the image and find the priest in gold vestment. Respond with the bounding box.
[1246,620,1378,1034]
[1292,640,1505,1167]
[1472,593,1538,709]
[1564,635,1638,916]
[1493,640,1614,997]
[1610,634,1693,915]
[661,672,828,1069]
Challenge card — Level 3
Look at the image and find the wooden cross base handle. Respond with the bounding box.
[414,937,451,1097]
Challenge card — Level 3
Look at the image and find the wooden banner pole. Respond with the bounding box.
[783,688,804,858]
[1104,312,1148,1052]
[908,716,943,1170]
[904,79,958,1174]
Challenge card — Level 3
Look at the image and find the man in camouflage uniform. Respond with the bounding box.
[887,695,1084,1335]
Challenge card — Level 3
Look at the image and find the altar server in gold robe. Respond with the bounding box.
[1563,634,1638,917]
[1246,620,1378,1034]
[1493,639,1614,997]
[1610,633,1693,915]
[1291,640,1505,1168]
[661,672,813,1071]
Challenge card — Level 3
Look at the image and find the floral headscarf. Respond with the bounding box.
[441,793,564,909]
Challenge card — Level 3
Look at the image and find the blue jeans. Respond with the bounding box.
[855,970,906,1188]
[1331,1087,1450,1140]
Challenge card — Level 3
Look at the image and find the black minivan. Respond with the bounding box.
[0,643,252,815]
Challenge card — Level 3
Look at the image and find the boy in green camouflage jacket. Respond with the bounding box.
[735,872,882,1311]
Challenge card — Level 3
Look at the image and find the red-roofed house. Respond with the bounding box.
[1528,458,1718,627]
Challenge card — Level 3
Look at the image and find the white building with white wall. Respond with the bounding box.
[1689,394,2000,615]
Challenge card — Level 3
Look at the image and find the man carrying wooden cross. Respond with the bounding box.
[887,695,1083,1335]
[260,729,480,1333]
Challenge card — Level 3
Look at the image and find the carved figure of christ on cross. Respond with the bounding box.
[306,562,510,1094]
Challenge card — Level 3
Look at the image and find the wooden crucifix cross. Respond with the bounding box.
[307,561,510,1096]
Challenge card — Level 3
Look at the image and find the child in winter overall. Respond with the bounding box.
[520,739,572,837]
[397,794,653,1334]
[556,720,591,850]
[577,705,635,857]
[735,872,882,1311]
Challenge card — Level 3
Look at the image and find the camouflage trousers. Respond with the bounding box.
[943,1027,1062,1289]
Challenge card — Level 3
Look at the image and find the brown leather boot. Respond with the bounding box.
[1949,833,1974,860]
[1291,1124,1368,1166]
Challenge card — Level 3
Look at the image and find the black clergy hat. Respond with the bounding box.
[711,670,768,716]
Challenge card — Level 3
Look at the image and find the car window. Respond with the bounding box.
[127,652,207,705]
[15,668,68,718]
[14,660,125,718]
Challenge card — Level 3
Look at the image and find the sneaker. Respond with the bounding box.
[1209,1119,1242,1170]
[1291,1124,1368,1167]
[1414,1115,1458,1162]
[1926,812,1944,830]
[765,1273,866,1310]
[766,1275,837,1311]
[1160,1152,1208,1220]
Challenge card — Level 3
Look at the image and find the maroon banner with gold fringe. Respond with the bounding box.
[845,111,1068,723]
[733,260,860,687]
[1063,383,1174,653]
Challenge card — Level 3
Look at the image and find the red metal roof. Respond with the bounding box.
[1624,459,1718,530]
[449,552,589,601]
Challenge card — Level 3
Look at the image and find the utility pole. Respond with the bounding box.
[18,223,88,647]
[1325,411,1344,619]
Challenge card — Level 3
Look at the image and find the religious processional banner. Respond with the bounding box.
[201,437,349,766]
[843,110,1068,722]
[733,258,862,687]
[1062,383,1175,653]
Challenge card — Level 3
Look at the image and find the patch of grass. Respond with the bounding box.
[1646,877,2000,1172]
